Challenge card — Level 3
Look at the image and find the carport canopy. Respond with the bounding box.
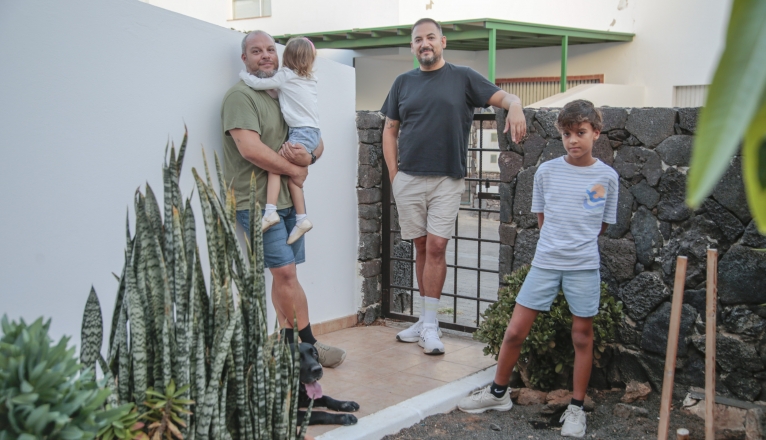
[273,18,634,92]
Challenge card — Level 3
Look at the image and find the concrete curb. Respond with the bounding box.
[315,365,496,440]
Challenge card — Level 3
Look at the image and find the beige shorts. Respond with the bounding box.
[391,171,465,240]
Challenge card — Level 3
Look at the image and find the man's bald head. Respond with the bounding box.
[241,30,274,55]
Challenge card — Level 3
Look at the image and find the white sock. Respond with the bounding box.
[418,296,426,321]
[296,214,307,223]
[424,297,439,324]
[264,204,277,217]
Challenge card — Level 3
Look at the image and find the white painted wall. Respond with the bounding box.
[529,84,645,108]
[0,0,358,349]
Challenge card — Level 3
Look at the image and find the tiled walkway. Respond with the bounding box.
[307,321,497,438]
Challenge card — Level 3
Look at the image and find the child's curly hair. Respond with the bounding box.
[555,99,603,132]
[282,37,316,78]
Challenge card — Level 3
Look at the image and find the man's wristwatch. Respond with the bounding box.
[310,151,317,165]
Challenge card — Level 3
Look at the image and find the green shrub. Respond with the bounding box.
[0,316,125,439]
[474,265,624,391]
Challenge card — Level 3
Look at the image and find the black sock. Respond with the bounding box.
[298,324,317,345]
[489,381,509,398]
[281,328,294,344]
[570,398,584,408]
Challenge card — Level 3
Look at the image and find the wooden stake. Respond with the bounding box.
[706,249,718,440]
[676,428,690,440]
[658,256,687,440]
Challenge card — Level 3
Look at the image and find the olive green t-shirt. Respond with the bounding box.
[221,81,291,211]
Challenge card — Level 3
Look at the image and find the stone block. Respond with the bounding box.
[613,403,649,419]
[719,244,766,305]
[659,216,723,287]
[724,370,761,402]
[702,198,745,243]
[358,203,381,219]
[691,333,762,372]
[499,223,517,245]
[640,302,697,355]
[357,164,382,188]
[499,244,513,283]
[499,182,514,223]
[601,107,629,132]
[677,107,699,133]
[540,139,566,163]
[361,274,382,307]
[713,156,752,224]
[613,146,663,186]
[742,221,766,248]
[513,167,538,228]
[625,107,677,147]
[359,259,381,278]
[598,237,637,282]
[630,180,660,208]
[608,129,630,141]
[499,151,523,182]
[617,347,650,384]
[606,181,634,238]
[618,272,670,320]
[543,390,595,413]
[657,167,693,221]
[358,233,381,260]
[357,129,382,144]
[358,303,381,325]
[618,315,642,347]
[512,229,539,271]
[631,206,663,266]
[746,407,766,440]
[356,111,385,130]
[620,381,652,403]
[521,133,546,167]
[593,134,614,166]
[535,109,561,139]
[358,143,382,167]
[359,217,380,233]
[516,388,548,405]
[357,188,382,204]
[656,135,693,167]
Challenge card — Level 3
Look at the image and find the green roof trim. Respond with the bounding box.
[273,18,634,51]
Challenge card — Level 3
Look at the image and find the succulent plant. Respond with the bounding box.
[0,316,126,439]
[81,128,309,439]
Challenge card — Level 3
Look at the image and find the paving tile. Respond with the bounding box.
[402,359,480,382]
[330,384,410,415]
[353,348,429,371]
[363,371,448,398]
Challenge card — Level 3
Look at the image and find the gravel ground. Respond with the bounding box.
[383,389,705,440]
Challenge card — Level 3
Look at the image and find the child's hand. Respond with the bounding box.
[280,141,312,167]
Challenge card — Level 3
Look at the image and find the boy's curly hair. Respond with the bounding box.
[555,99,603,132]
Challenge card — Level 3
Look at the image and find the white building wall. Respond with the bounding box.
[0,0,359,348]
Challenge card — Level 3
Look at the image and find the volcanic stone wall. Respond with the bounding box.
[495,106,766,401]
[355,108,766,400]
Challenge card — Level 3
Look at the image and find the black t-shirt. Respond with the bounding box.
[381,63,500,178]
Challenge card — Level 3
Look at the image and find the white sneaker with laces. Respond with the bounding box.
[286,218,313,245]
[560,404,587,438]
[457,385,513,414]
[261,211,280,232]
[418,323,445,354]
[396,319,442,343]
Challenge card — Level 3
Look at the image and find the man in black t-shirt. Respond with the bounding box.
[381,18,526,355]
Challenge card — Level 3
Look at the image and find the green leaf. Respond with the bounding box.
[80,287,103,374]
[743,98,766,232]
[687,0,766,206]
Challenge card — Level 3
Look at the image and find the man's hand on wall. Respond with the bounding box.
[505,102,526,144]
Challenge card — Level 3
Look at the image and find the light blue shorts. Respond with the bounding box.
[515,266,601,318]
[288,126,320,153]
[236,208,305,269]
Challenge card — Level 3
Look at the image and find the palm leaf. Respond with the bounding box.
[743,99,766,232]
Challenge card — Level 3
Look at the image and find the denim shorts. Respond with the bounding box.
[236,208,305,269]
[288,126,321,153]
[515,266,601,318]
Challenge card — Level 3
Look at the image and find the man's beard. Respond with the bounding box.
[253,67,277,78]
[418,50,441,67]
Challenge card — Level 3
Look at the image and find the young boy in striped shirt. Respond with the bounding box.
[458,100,618,438]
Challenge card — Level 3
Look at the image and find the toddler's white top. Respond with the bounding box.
[530,157,619,270]
[239,68,319,129]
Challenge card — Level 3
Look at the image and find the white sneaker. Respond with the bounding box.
[286,218,313,245]
[418,323,445,355]
[395,319,442,343]
[560,404,587,438]
[261,211,280,232]
[457,385,513,414]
